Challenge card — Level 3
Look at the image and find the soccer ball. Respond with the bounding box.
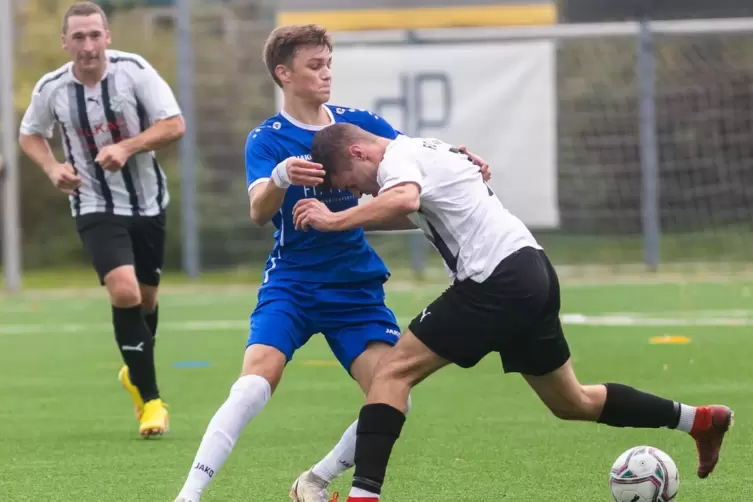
[609,446,679,501]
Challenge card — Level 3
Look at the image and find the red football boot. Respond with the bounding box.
[690,405,734,478]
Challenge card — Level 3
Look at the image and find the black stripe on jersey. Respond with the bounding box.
[108,56,145,70]
[38,69,67,93]
[419,209,458,274]
[75,83,114,213]
[53,111,82,216]
[101,77,139,215]
[135,98,165,208]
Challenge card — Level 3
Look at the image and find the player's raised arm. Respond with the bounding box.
[19,80,82,194]
[248,157,325,225]
[245,128,325,225]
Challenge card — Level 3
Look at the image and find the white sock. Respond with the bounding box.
[311,395,412,484]
[675,403,697,433]
[177,375,271,499]
[349,487,380,498]
[312,419,358,483]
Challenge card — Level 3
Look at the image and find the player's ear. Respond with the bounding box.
[349,144,364,160]
[275,64,292,86]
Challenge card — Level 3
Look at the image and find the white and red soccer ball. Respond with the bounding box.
[610,446,679,501]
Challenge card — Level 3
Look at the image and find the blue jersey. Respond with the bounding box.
[245,105,400,285]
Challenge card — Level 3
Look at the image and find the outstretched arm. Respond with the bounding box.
[293,183,420,232]
[363,216,417,231]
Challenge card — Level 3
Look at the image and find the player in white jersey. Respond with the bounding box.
[294,123,733,500]
[18,1,183,438]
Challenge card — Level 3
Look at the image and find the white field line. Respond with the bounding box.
[559,314,753,327]
[1,312,752,336]
[576,309,753,319]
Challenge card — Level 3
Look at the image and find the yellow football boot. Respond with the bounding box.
[118,365,144,420]
[139,398,169,438]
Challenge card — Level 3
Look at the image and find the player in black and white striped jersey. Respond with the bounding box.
[18,1,183,438]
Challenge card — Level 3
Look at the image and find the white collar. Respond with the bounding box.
[280,105,334,131]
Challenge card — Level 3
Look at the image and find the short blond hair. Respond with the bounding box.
[62,2,108,34]
[263,24,333,87]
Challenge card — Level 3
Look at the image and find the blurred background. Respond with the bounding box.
[2,0,753,291]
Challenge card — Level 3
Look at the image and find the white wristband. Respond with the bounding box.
[271,160,292,189]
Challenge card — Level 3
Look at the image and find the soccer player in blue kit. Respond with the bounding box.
[175,24,489,502]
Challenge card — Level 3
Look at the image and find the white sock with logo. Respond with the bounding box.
[312,419,359,483]
[177,375,271,500]
[311,395,412,484]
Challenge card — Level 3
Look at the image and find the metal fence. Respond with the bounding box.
[2,5,753,292]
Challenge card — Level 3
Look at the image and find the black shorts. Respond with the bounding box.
[75,212,166,287]
[408,246,570,376]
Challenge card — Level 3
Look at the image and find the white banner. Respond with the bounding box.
[328,41,559,229]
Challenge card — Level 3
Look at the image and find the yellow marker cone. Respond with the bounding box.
[649,335,691,345]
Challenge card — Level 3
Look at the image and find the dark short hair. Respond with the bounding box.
[263,24,333,87]
[62,2,108,34]
[311,123,368,189]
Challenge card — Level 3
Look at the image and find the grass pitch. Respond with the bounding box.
[1,277,752,501]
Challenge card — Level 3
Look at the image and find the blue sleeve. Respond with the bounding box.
[245,130,279,190]
[347,108,401,140]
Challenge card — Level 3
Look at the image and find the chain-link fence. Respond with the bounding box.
[3,3,753,288]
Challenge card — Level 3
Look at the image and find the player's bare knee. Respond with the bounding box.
[109,285,141,308]
[351,341,393,393]
[105,267,141,307]
[242,344,287,393]
[376,331,445,388]
[374,356,420,388]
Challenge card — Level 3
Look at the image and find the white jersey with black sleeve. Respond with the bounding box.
[377,135,542,283]
[19,49,181,217]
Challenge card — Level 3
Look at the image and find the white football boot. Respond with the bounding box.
[290,469,332,502]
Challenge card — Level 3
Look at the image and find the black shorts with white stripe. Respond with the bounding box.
[76,212,166,286]
[408,246,570,376]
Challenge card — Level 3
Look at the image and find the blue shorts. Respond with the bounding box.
[248,279,401,372]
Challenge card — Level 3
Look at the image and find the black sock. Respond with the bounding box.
[143,304,159,344]
[113,305,160,402]
[352,403,406,495]
[597,383,680,429]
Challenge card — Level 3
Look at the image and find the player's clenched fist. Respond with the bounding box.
[96,144,130,172]
[44,162,82,195]
[271,157,325,189]
[293,198,337,231]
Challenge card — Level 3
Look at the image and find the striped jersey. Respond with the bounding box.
[377,135,542,283]
[20,49,181,217]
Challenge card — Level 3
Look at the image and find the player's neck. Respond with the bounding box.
[282,97,331,127]
[72,65,107,88]
[375,137,391,159]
